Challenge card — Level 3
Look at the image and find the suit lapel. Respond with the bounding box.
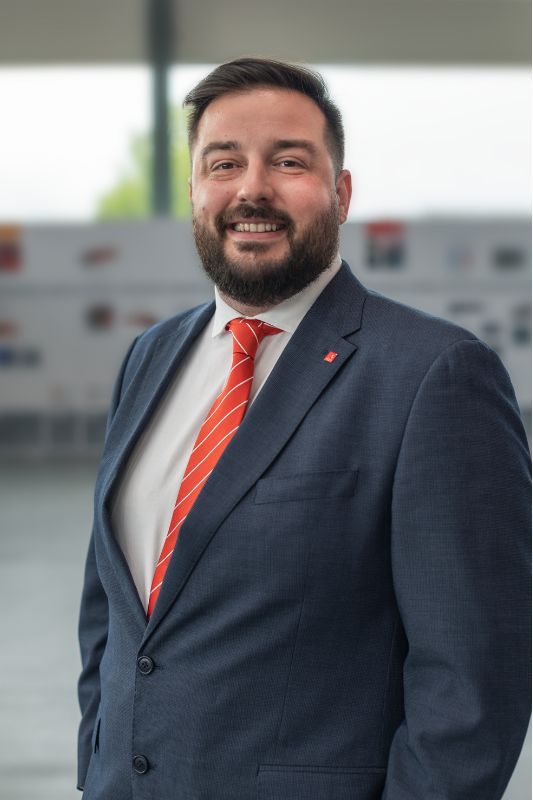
[96,301,216,626]
[142,263,367,644]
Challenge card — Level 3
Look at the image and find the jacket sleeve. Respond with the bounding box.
[76,336,138,791]
[382,338,531,800]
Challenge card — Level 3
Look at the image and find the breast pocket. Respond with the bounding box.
[254,469,358,504]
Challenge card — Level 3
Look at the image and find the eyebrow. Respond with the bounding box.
[200,140,240,159]
[200,138,318,159]
[273,139,318,156]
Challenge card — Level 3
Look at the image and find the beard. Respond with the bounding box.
[192,199,340,308]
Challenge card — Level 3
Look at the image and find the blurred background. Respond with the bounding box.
[0,1,530,798]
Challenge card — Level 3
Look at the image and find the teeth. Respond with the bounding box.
[233,222,281,232]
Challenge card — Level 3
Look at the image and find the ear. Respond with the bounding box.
[335,169,352,224]
[188,176,192,201]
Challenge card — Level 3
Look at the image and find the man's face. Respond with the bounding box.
[189,87,352,308]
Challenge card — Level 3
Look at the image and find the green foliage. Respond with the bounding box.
[171,105,192,218]
[95,106,191,220]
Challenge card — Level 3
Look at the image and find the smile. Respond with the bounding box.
[225,219,288,241]
[231,222,284,233]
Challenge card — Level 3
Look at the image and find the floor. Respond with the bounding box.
[0,462,530,800]
[0,463,96,800]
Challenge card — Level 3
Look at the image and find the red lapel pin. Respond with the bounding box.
[323,351,338,363]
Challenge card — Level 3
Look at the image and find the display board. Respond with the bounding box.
[0,218,530,456]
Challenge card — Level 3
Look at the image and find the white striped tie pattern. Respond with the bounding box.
[147,317,282,617]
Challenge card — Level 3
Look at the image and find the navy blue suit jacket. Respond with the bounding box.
[78,262,531,799]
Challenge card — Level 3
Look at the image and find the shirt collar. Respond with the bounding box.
[211,253,342,338]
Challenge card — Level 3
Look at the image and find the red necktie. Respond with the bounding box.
[147,317,282,617]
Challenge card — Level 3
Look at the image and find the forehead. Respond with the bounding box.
[193,87,329,151]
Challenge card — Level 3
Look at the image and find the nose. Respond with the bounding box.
[236,160,274,204]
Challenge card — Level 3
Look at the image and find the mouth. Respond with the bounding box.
[226,219,288,239]
[229,220,286,233]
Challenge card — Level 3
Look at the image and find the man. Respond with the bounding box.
[77,58,531,799]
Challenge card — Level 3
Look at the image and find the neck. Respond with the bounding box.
[217,290,274,317]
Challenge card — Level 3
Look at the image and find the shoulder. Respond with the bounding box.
[338,261,480,364]
[135,300,214,349]
[354,286,496,385]
[361,288,521,422]
[116,300,215,387]
[340,276,509,400]
[363,287,477,352]
[126,300,214,360]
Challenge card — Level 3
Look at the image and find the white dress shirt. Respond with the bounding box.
[112,254,342,611]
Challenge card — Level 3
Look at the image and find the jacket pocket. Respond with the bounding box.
[257,764,386,800]
[254,469,358,504]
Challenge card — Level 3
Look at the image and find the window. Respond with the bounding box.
[0,65,528,221]
[0,67,150,221]
[171,65,530,220]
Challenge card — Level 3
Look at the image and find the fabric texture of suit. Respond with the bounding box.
[77,261,531,800]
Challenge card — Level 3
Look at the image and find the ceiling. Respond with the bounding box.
[0,0,530,65]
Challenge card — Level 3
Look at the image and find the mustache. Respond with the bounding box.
[215,204,293,234]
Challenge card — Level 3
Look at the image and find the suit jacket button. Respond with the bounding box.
[133,755,149,774]
[137,656,155,675]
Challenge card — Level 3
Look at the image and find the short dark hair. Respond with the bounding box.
[183,57,345,176]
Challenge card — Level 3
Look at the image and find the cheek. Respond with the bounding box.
[193,186,234,220]
[287,183,335,221]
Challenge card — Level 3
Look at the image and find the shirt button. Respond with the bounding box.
[133,755,149,774]
[137,656,155,675]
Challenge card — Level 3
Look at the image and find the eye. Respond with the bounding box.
[276,158,305,170]
[212,161,236,170]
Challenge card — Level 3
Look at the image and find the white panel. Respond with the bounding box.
[0,218,529,455]
[0,220,206,286]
